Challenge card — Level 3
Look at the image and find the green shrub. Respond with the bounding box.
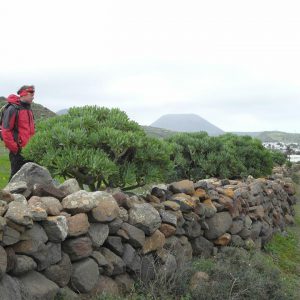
[167,133,273,181]
[191,247,289,300]
[23,106,173,191]
[270,150,287,166]
[0,142,10,189]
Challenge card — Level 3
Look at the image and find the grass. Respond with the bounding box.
[263,180,300,299]
[0,141,9,189]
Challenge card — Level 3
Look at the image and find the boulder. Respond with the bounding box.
[17,270,59,300]
[9,163,54,195]
[88,223,109,248]
[0,274,22,300]
[0,245,7,279]
[62,236,93,261]
[41,216,68,242]
[90,275,120,297]
[62,190,96,214]
[42,252,72,288]
[2,225,21,246]
[169,180,195,195]
[120,222,145,248]
[2,183,27,199]
[128,203,161,235]
[89,194,119,222]
[204,212,232,240]
[32,183,66,200]
[143,229,165,254]
[10,254,37,275]
[191,236,214,258]
[70,258,99,293]
[0,200,8,216]
[67,213,90,237]
[122,243,141,274]
[58,178,81,196]
[105,236,124,256]
[100,247,126,276]
[5,201,33,227]
[39,197,63,216]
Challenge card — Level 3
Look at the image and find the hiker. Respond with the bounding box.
[1,85,35,180]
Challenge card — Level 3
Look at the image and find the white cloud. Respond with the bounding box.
[1,0,300,131]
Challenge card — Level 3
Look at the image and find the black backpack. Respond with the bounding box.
[0,103,21,141]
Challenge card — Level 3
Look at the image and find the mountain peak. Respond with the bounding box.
[150,114,224,136]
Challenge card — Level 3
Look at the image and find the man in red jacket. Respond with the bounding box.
[1,85,35,180]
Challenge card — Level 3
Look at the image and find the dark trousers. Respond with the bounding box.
[9,151,27,180]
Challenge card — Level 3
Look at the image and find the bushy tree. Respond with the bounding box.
[23,106,173,190]
[219,134,274,178]
[269,150,287,166]
[167,132,274,181]
[167,132,245,181]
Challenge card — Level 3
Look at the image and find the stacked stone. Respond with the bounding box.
[0,163,297,299]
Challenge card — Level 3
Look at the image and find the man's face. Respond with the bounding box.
[20,91,34,103]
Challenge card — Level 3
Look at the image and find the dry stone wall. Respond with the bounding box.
[0,163,297,299]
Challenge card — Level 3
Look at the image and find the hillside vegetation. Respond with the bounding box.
[0,97,56,120]
[144,125,300,144]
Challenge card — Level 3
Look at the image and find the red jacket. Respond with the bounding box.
[1,95,35,154]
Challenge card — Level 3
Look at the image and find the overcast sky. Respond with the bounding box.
[1,0,300,132]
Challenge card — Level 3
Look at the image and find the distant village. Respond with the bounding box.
[263,142,300,162]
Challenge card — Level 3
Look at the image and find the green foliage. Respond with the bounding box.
[23,106,173,190]
[265,231,300,275]
[0,142,10,188]
[167,133,274,181]
[270,150,287,166]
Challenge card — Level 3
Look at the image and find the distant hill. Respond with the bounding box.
[255,131,300,143]
[231,131,300,143]
[150,114,224,136]
[0,97,56,120]
[56,108,69,115]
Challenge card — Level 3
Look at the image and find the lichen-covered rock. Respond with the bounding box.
[5,201,33,227]
[62,190,96,214]
[159,209,177,226]
[128,203,161,235]
[41,216,68,242]
[90,194,119,222]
